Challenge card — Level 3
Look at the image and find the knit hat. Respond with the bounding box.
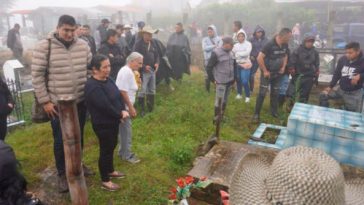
[230,146,364,205]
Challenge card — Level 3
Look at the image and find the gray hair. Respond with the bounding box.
[126,52,143,63]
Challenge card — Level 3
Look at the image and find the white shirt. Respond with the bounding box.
[116,65,138,110]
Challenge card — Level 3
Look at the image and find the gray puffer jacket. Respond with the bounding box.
[32,31,92,105]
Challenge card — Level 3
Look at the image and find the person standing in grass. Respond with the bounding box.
[207,37,236,123]
[202,25,222,92]
[116,52,143,164]
[252,28,292,122]
[249,25,269,92]
[0,78,14,141]
[133,26,159,117]
[32,15,94,193]
[232,29,252,103]
[85,54,129,191]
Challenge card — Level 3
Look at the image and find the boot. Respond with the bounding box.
[138,97,145,117]
[57,174,69,193]
[271,96,279,118]
[205,79,210,93]
[252,95,265,123]
[147,95,155,112]
[213,106,220,125]
[278,94,286,108]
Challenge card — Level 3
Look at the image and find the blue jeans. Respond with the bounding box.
[279,74,290,96]
[250,59,259,91]
[237,65,251,97]
[51,101,87,176]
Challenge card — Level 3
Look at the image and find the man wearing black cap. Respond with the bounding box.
[206,37,236,123]
[288,34,320,104]
[95,18,111,50]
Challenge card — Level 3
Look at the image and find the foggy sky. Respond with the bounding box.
[12,0,202,10]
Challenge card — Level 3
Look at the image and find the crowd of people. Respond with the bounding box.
[0,12,364,204]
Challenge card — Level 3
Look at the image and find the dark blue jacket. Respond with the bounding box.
[330,52,364,91]
[249,25,269,58]
[85,77,125,125]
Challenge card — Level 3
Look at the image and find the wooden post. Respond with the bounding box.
[58,97,88,205]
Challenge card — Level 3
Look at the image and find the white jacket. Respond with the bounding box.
[232,29,252,65]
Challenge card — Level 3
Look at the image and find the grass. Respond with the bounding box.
[6,71,287,205]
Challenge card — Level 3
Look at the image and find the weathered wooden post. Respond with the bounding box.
[58,96,88,205]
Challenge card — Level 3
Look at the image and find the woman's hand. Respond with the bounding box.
[7,103,14,109]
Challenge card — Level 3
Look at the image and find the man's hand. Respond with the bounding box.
[109,53,114,58]
[263,70,270,78]
[145,65,152,73]
[129,106,137,118]
[351,74,361,85]
[323,87,332,94]
[43,102,58,119]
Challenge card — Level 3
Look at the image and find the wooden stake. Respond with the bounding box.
[58,97,88,205]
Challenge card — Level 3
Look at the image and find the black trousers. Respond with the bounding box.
[287,74,314,103]
[92,123,119,182]
[0,115,7,141]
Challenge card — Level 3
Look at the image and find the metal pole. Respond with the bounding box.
[58,97,88,205]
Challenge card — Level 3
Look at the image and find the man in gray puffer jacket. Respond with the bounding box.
[31,15,93,193]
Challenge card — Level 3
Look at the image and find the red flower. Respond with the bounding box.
[169,193,177,200]
[200,176,207,181]
[176,178,185,188]
[170,187,177,194]
[185,176,194,185]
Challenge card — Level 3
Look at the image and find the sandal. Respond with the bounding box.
[109,171,126,179]
[101,182,120,192]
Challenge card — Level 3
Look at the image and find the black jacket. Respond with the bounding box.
[133,40,160,73]
[290,45,320,76]
[249,25,269,58]
[98,42,125,80]
[80,35,97,56]
[330,52,364,91]
[0,79,14,116]
[85,77,126,125]
[6,29,19,50]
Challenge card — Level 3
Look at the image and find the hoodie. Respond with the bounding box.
[330,52,364,92]
[249,25,269,58]
[202,25,222,64]
[290,36,319,77]
[232,29,252,65]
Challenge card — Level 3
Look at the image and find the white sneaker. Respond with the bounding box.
[236,94,242,100]
[245,97,250,103]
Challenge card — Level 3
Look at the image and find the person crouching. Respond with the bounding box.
[85,54,129,191]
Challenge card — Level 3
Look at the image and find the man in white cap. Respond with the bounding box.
[133,26,159,117]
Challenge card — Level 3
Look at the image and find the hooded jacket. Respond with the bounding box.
[32,31,92,105]
[202,25,222,64]
[249,25,269,58]
[98,42,125,80]
[232,29,252,65]
[330,51,364,92]
[290,37,320,77]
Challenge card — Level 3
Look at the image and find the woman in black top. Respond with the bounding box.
[0,78,14,141]
[85,54,129,191]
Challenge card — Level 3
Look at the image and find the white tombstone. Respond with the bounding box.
[3,60,24,91]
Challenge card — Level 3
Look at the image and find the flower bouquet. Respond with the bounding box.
[168,176,211,205]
